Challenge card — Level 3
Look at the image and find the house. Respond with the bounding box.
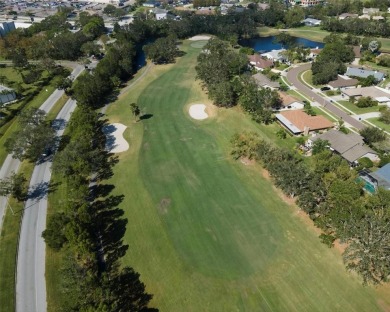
[261,49,286,62]
[257,3,269,10]
[362,7,380,15]
[0,22,16,38]
[359,14,384,20]
[289,0,324,7]
[309,130,380,164]
[252,73,280,90]
[143,1,159,7]
[301,18,321,26]
[275,110,333,135]
[277,92,304,110]
[0,86,16,105]
[150,8,175,20]
[309,48,321,59]
[327,76,358,89]
[248,54,273,71]
[342,86,390,104]
[338,13,358,20]
[359,163,390,193]
[345,67,385,82]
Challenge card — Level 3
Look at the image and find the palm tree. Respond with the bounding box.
[129,103,141,122]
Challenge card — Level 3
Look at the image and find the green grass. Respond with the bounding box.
[337,100,381,114]
[312,107,338,122]
[0,162,34,312]
[100,40,390,311]
[257,26,280,37]
[367,117,390,132]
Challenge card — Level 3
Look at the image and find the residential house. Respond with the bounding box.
[308,48,321,60]
[248,54,274,71]
[252,73,280,90]
[143,1,159,7]
[301,18,321,26]
[0,86,16,105]
[0,22,16,38]
[359,14,384,20]
[342,86,390,105]
[261,49,286,63]
[308,130,380,164]
[359,163,390,193]
[327,76,358,89]
[362,7,380,15]
[338,13,358,20]
[345,67,385,82]
[258,3,269,10]
[275,110,333,135]
[289,0,324,7]
[276,92,304,110]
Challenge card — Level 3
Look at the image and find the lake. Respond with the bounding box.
[239,36,324,53]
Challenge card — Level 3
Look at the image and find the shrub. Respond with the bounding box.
[356,96,378,108]
[42,212,70,250]
[358,157,374,169]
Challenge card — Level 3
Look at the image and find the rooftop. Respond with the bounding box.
[252,73,280,89]
[276,110,333,134]
[370,163,390,189]
[345,67,385,81]
[248,54,274,69]
[278,92,300,106]
[311,129,377,162]
[328,76,359,88]
[342,86,390,101]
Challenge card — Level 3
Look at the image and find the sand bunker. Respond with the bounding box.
[189,104,208,120]
[189,35,211,41]
[103,123,129,153]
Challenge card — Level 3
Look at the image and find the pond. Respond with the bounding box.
[239,36,324,53]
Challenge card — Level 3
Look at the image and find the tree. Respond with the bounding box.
[12,48,29,69]
[356,96,378,108]
[103,4,117,16]
[4,108,56,162]
[312,139,329,155]
[360,127,386,145]
[143,36,179,64]
[129,103,141,121]
[42,212,70,250]
[379,107,390,124]
[284,6,305,28]
[0,172,27,201]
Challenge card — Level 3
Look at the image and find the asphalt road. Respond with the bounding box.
[15,65,83,312]
[0,65,83,232]
[286,63,366,130]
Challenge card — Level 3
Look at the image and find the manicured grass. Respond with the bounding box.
[337,100,381,114]
[103,40,390,311]
[367,117,390,132]
[257,26,280,37]
[0,161,34,312]
[312,106,338,121]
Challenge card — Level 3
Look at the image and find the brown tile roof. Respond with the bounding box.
[278,92,299,106]
[248,54,274,69]
[278,110,334,132]
[310,48,322,55]
[328,76,359,88]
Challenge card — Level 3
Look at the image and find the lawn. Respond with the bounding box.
[367,117,390,132]
[337,100,381,115]
[102,40,390,311]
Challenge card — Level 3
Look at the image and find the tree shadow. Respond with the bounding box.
[26,181,60,201]
[139,113,153,121]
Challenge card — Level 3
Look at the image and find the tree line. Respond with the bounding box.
[231,132,390,285]
[43,105,156,311]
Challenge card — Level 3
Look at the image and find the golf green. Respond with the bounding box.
[106,41,390,311]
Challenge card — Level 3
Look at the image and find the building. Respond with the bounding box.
[275,110,334,135]
[252,73,280,90]
[328,76,358,89]
[277,92,304,110]
[359,14,384,20]
[359,163,390,193]
[338,13,358,20]
[345,67,385,82]
[309,130,379,164]
[301,18,321,26]
[362,7,380,15]
[143,1,159,7]
[0,85,16,105]
[261,49,286,62]
[342,86,390,104]
[289,0,323,7]
[248,54,273,71]
[0,21,16,38]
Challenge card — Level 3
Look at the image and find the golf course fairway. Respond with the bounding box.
[105,40,390,311]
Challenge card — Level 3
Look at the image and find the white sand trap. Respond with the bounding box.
[189,104,208,120]
[103,123,129,153]
[189,35,211,41]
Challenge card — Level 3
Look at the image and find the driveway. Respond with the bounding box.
[286,63,366,130]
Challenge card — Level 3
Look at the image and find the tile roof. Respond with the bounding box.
[248,54,274,69]
[276,110,333,134]
[342,86,390,100]
[328,76,359,88]
[278,92,300,106]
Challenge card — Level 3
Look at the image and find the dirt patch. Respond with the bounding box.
[377,299,390,312]
[334,239,348,254]
[240,157,255,166]
[158,198,171,214]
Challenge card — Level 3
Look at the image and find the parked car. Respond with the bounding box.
[320,86,330,91]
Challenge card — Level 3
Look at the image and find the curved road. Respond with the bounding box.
[286,63,365,130]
